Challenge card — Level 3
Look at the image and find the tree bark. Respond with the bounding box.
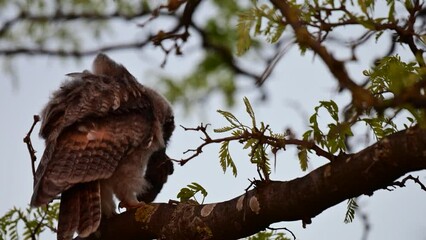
[85,127,426,240]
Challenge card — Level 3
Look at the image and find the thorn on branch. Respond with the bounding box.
[23,115,40,181]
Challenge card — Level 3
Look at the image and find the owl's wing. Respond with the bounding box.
[39,72,150,141]
[31,72,154,207]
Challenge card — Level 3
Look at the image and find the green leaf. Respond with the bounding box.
[297,147,309,171]
[214,125,238,133]
[302,129,313,140]
[0,203,59,240]
[362,116,397,140]
[219,141,238,177]
[319,100,339,122]
[217,110,243,127]
[188,182,208,198]
[177,182,209,204]
[243,96,257,128]
[236,2,284,55]
[248,230,291,240]
[231,129,244,137]
[387,0,395,22]
[236,9,255,56]
[177,188,195,202]
[249,145,271,178]
[344,198,359,223]
[243,138,259,149]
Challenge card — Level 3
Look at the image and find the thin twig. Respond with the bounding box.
[388,174,426,191]
[23,115,40,180]
[0,40,151,57]
[174,124,337,166]
[267,226,297,240]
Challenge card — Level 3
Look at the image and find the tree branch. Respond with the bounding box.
[86,126,426,240]
[0,9,152,39]
[23,115,40,181]
[190,22,261,82]
[0,39,154,57]
[269,0,375,107]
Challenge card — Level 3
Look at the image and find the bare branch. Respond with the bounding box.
[388,174,426,191]
[0,40,152,57]
[23,115,40,180]
[0,10,152,39]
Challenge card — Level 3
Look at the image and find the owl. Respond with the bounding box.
[30,53,175,240]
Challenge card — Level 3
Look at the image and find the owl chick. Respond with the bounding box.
[30,53,175,240]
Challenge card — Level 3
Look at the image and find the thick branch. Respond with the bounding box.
[89,127,426,240]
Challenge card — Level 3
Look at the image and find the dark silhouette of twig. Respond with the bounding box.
[23,115,40,180]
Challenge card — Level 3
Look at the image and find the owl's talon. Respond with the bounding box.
[118,201,146,210]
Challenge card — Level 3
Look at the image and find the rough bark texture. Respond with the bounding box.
[82,127,426,240]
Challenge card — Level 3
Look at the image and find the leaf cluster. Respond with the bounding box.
[0,203,59,240]
[303,100,353,155]
[365,55,426,128]
[214,97,287,180]
[236,0,285,55]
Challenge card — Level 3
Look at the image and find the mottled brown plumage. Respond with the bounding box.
[30,53,175,240]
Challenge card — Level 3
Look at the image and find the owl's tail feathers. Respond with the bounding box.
[77,181,102,237]
[57,186,80,240]
[57,181,101,240]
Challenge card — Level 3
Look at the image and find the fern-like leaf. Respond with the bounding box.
[236,9,255,56]
[243,96,257,128]
[217,109,243,127]
[297,147,309,171]
[243,138,258,149]
[344,198,359,223]
[219,141,238,177]
[214,125,238,133]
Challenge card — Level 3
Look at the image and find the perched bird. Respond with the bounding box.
[30,53,175,240]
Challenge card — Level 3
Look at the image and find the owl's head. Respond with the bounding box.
[92,53,175,144]
[92,53,133,78]
[145,86,175,144]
